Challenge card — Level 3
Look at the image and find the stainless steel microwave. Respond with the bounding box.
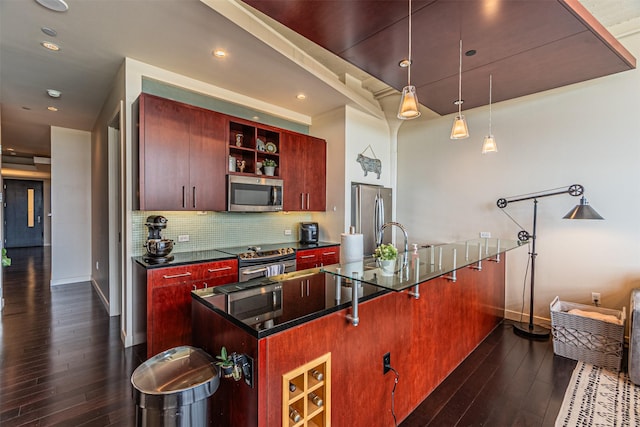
[228,175,283,212]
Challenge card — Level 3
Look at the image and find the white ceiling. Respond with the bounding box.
[1,0,639,162]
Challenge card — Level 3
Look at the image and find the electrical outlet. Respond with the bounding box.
[284,229,292,235]
[592,292,601,306]
[383,352,391,374]
[178,235,189,243]
[480,231,491,238]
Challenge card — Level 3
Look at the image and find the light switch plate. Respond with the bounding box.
[178,235,190,242]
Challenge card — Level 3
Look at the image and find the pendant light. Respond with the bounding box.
[482,74,498,154]
[397,0,421,120]
[450,40,469,139]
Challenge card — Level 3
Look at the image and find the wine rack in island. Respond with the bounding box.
[228,120,280,177]
[282,353,331,427]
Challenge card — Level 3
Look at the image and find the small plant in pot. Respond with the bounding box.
[374,243,398,276]
[263,159,277,176]
[215,346,235,378]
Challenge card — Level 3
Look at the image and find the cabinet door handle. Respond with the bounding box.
[242,267,267,275]
[203,282,208,289]
[300,282,304,297]
[307,193,310,210]
[322,251,336,256]
[192,186,196,208]
[208,266,232,273]
[306,279,310,296]
[163,272,192,279]
[300,255,316,259]
[182,186,186,208]
[301,193,305,210]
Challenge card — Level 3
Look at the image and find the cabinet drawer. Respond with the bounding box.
[149,265,199,286]
[198,259,238,279]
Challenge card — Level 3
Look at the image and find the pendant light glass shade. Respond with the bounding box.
[398,85,420,119]
[451,40,469,139]
[482,74,498,153]
[451,115,469,139]
[397,0,421,120]
[482,135,497,153]
[563,196,604,220]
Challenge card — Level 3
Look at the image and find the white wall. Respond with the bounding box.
[311,105,393,242]
[51,127,92,286]
[397,32,640,326]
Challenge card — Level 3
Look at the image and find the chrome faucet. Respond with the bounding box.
[377,222,409,267]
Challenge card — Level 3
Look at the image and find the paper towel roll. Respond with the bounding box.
[340,232,364,264]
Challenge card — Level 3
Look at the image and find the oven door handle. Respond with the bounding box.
[241,267,268,276]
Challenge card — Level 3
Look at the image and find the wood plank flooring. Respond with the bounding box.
[1,247,577,426]
[0,247,146,426]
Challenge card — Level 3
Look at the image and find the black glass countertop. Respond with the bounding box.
[192,269,387,339]
[134,241,340,269]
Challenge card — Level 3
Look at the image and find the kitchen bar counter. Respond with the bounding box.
[133,241,339,269]
[191,238,520,426]
[192,269,388,339]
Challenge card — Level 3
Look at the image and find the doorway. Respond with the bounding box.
[4,179,44,248]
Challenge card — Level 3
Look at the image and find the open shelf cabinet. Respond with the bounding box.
[228,120,280,177]
[282,353,331,427]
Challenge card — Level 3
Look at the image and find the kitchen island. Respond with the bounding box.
[191,238,523,426]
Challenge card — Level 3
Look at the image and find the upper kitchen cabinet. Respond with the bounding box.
[137,94,226,211]
[281,132,326,211]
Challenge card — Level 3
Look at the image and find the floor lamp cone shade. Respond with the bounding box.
[482,135,497,153]
[451,115,469,139]
[398,85,421,119]
[563,197,604,219]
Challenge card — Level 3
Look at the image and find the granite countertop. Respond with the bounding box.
[192,269,387,339]
[133,241,340,269]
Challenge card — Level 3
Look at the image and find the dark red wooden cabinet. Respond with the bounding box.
[146,259,237,357]
[281,132,326,211]
[138,94,226,211]
[296,246,339,271]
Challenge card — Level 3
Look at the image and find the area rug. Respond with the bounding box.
[556,361,640,426]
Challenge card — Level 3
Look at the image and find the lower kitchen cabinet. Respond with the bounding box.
[145,259,238,357]
[296,246,339,271]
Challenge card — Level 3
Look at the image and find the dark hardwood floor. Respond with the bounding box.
[0,247,146,426]
[0,247,577,426]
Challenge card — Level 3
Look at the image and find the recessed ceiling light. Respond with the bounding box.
[35,0,69,12]
[41,27,57,37]
[41,41,60,51]
[296,94,306,100]
[7,148,15,152]
[10,152,17,156]
[465,49,477,57]
[399,59,411,68]
[22,106,32,110]
[47,89,61,98]
[47,106,58,111]
[252,116,260,121]
[213,49,226,58]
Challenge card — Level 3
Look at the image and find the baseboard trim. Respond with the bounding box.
[91,279,111,314]
[50,275,92,286]
[504,309,551,328]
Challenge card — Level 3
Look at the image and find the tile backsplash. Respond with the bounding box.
[132,211,313,256]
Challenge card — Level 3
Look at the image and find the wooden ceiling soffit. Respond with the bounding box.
[243,0,636,116]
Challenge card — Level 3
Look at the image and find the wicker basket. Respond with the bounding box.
[550,296,626,372]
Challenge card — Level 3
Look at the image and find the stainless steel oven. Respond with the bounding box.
[228,176,283,212]
[238,258,297,282]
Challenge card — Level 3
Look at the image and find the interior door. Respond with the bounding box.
[4,179,44,248]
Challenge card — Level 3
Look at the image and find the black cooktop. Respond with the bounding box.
[217,244,295,260]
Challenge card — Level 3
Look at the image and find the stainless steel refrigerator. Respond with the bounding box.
[351,183,392,256]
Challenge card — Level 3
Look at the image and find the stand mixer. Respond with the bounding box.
[143,215,174,263]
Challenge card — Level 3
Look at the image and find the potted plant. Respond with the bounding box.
[2,248,10,267]
[215,346,235,378]
[374,243,398,276]
[263,159,277,176]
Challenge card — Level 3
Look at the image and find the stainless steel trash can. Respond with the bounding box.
[131,346,220,427]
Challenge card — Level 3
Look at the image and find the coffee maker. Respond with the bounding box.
[299,222,319,244]
[143,215,174,263]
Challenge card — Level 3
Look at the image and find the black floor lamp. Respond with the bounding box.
[497,184,604,340]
